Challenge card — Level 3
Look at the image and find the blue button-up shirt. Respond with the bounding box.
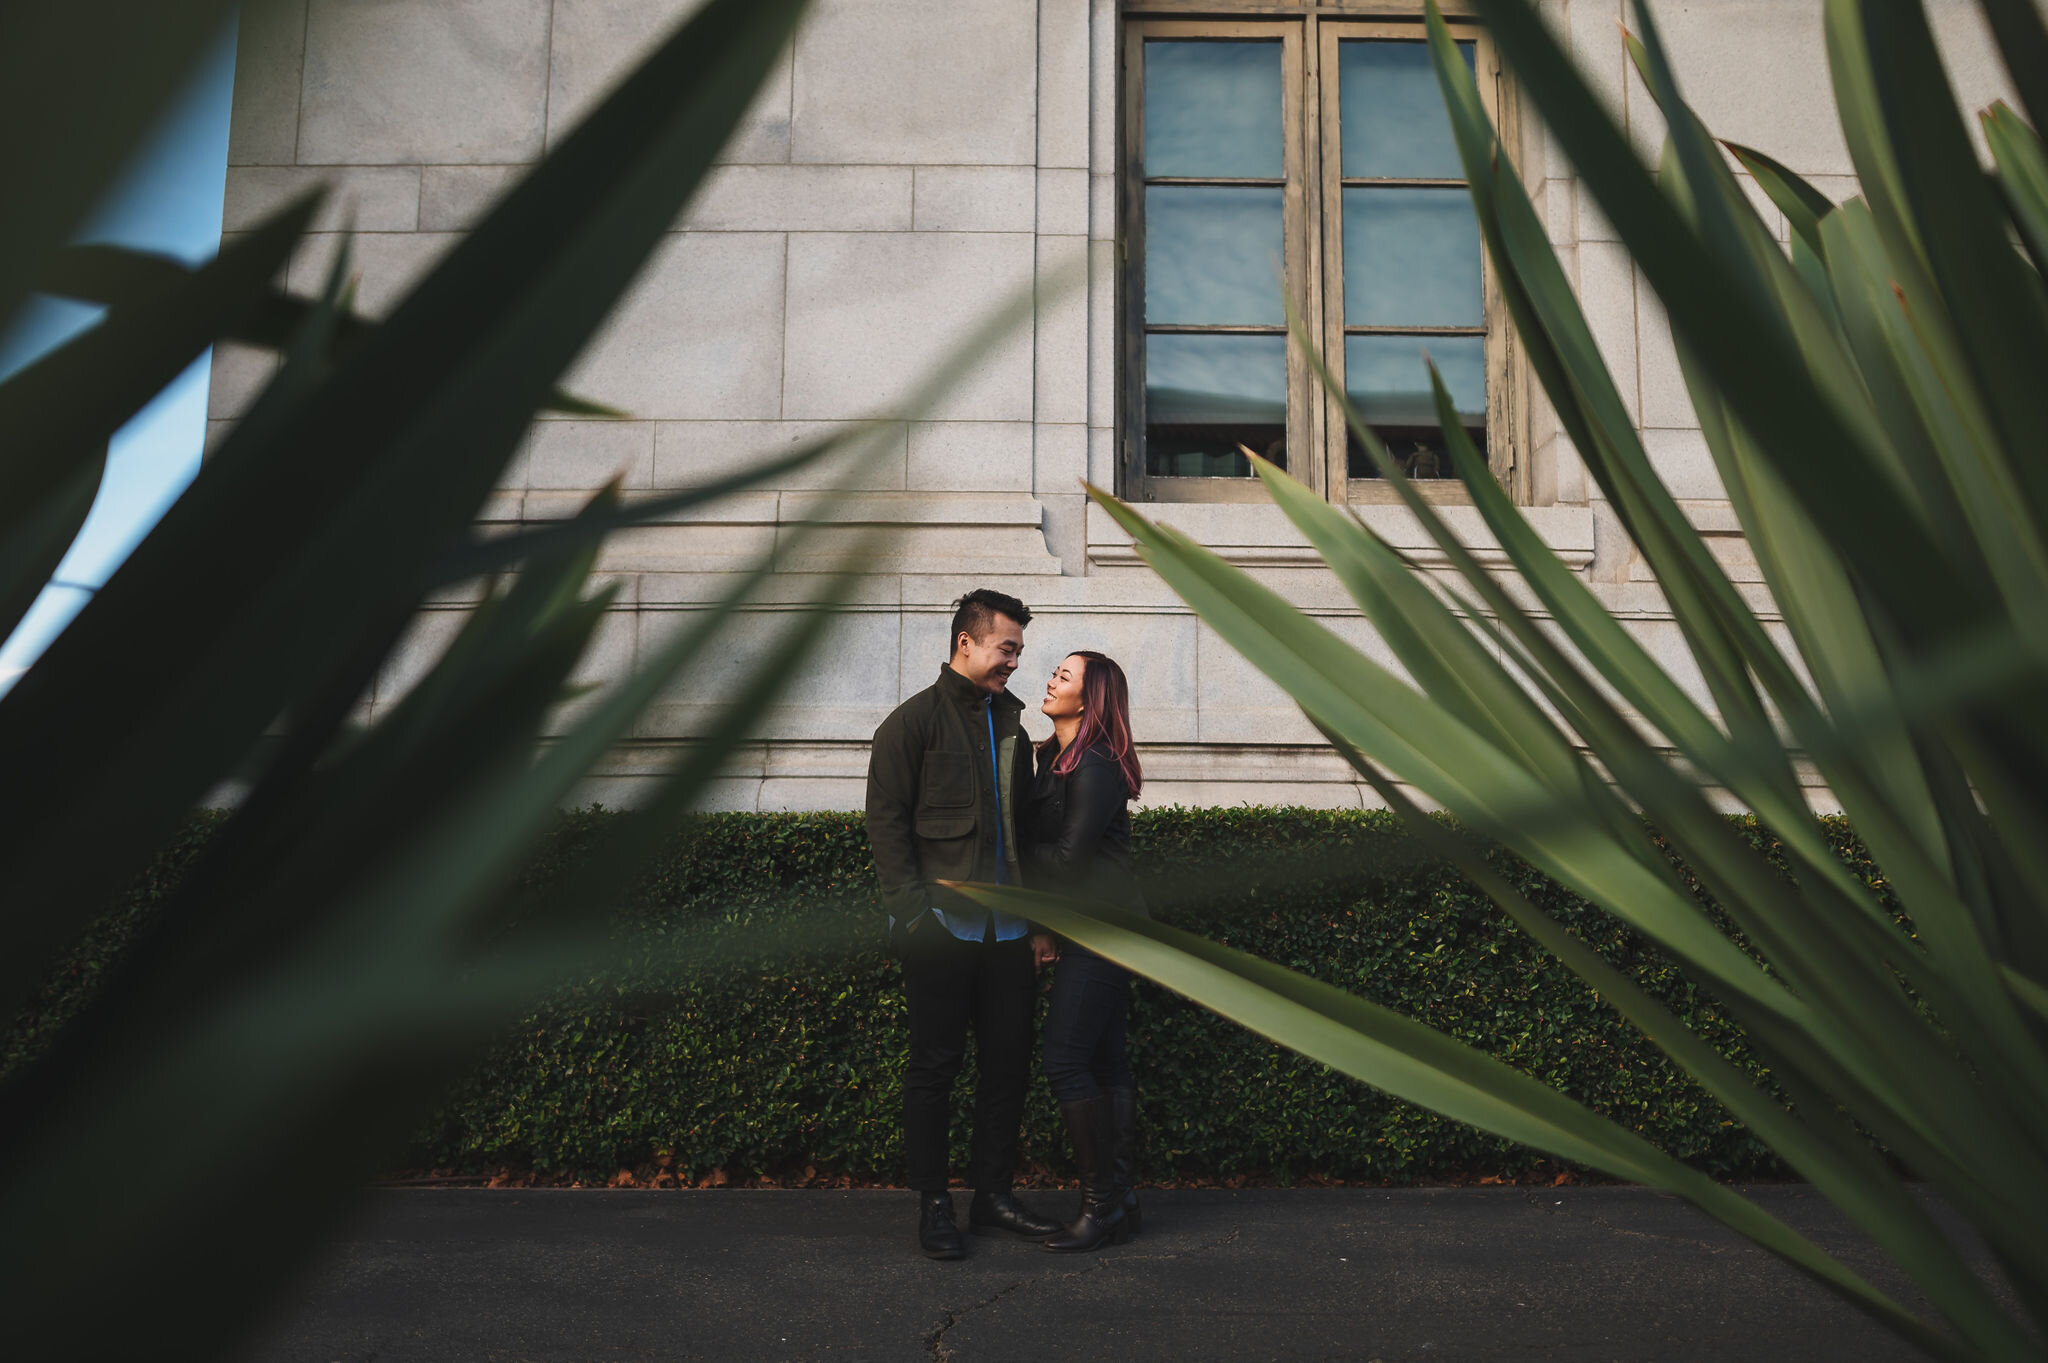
[930,695,1028,943]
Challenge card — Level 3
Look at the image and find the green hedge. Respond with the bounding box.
[11,808,1888,1185]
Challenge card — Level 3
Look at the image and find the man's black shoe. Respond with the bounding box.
[968,1189,1062,1239]
[918,1192,966,1260]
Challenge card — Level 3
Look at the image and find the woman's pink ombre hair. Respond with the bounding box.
[1044,650,1142,798]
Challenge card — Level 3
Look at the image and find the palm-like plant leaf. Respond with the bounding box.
[0,0,1017,1356]
[960,880,1976,1360]
[0,0,809,1020]
[1985,103,2048,275]
[990,1,2048,1356]
[0,0,241,328]
[0,199,316,640]
[34,242,623,417]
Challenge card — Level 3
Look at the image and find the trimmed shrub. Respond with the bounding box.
[11,808,1885,1184]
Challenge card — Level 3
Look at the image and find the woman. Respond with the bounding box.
[1028,650,1145,1254]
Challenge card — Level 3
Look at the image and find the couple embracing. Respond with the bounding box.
[865,588,1147,1261]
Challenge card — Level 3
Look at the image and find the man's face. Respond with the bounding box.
[952,614,1025,695]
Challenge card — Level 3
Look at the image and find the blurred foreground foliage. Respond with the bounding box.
[0,1,945,1357]
[8,807,1888,1185]
[961,2,2048,1357]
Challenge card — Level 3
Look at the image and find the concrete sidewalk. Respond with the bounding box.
[238,1186,1962,1361]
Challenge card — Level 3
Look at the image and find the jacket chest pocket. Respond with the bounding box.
[919,749,975,812]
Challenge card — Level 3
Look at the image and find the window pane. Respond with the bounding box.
[1343,334,1484,479]
[1146,186,1286,325]
[1339,39,1474,180]
[1144,40,1283,179]
[1147,333,1288,477]
[1342,187,1482,327]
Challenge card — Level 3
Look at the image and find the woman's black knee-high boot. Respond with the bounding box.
[1108,1084,1141,1237]
[1045,1096,1123,1253]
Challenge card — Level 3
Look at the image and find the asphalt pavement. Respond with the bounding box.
[236,1185,1972,1362]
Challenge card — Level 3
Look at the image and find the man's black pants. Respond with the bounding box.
[901,931,1036,1194]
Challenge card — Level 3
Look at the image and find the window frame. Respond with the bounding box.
[1119,2,1524,506]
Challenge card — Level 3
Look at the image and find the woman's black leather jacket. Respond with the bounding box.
[1025,740,1145,923]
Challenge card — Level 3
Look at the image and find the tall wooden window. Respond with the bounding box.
[1121,6,1517,503]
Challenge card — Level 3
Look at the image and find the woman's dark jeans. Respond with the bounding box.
[1042,950,1133,1102]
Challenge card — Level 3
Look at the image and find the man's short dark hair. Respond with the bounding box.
[951,588,1031,647]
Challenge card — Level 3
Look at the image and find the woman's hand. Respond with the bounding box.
[1030,932,1060,971]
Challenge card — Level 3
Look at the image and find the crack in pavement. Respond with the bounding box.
[921,1225,1245,1358]
[924,1278,1030,1362]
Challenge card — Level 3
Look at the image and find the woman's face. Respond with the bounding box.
[1042,654,1087,720]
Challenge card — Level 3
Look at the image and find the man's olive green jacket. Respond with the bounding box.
[864,664,1034,924]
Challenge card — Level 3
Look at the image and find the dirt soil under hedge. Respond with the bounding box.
[375,1160,1613,1191]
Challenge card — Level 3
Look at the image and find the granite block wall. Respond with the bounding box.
[208,0,2023,809]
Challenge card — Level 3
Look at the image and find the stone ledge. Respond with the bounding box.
[777,491,1045,527]
[506,492,1068,576]
[513,489,1048,527]
[567,737,1835,814]
[1085,500,1598,571]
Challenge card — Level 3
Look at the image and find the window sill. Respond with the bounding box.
[1343,479,1478,506]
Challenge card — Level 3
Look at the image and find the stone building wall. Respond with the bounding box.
[208,0,2024,810]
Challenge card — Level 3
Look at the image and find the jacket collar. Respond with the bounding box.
[936,663,1023,714]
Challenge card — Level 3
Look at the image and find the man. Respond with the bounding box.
[865,588,1063,1259]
